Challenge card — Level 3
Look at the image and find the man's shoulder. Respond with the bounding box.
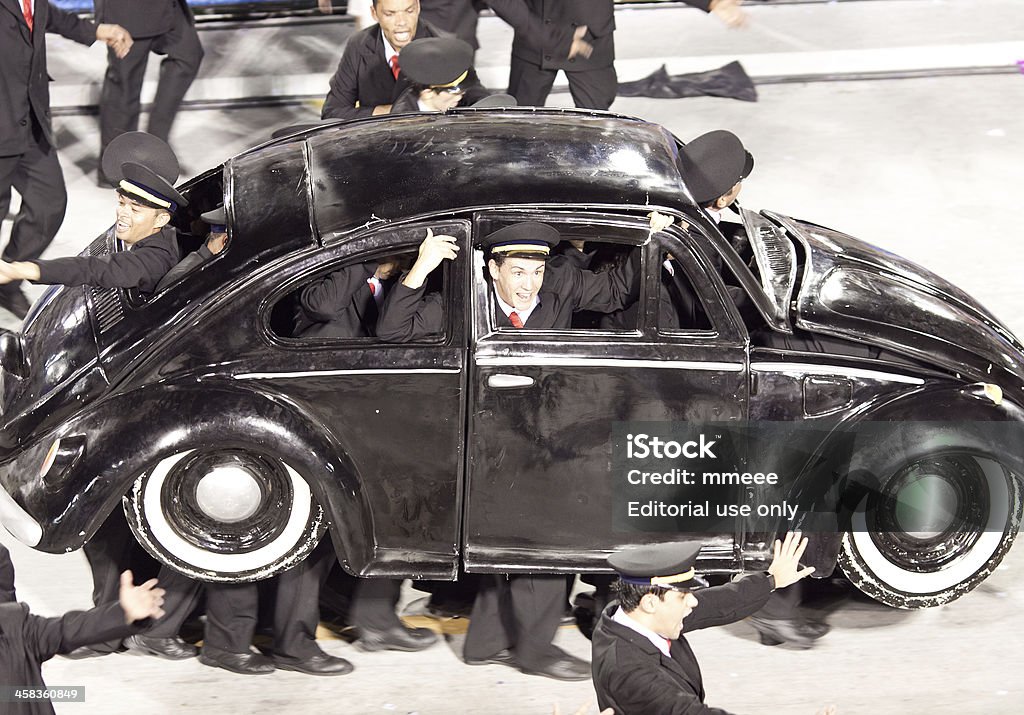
[345,24,383,55]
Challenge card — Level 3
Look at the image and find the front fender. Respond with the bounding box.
[785,383,1024,574]
[1,380,375,573]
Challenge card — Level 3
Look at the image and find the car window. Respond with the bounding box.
[653,244,714,333]
[268,223,461,343]
[473,215,646,335]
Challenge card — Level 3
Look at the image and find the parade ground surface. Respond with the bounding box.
[2,1,1024,712]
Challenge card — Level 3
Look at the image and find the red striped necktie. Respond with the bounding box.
[509,311,524,328]
[22,0,34,32]
[389,54,400,79]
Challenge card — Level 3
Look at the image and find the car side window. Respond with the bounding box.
[269,225,459,343]
[654,234,716,335]
[474,216,645,334]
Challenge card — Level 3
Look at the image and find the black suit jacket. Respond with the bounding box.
[295,261,384,338]
[32,225,181,294]
[592,574,773,715]
[486,0,711,72]
[0,0,96,156]
[321,19,487,120]
[420,0,481,49]
[94,0,193,39]
[0,601,140,715]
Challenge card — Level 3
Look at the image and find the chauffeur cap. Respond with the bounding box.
[201,206,227,232]
[483,222,560,259]
[102,132,188,211]
[400,37,474,90]
[679,130,754,206]
[608,541,710,590]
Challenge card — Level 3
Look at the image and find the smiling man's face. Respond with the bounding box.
[114,193,169,244]
[488,256,546,312]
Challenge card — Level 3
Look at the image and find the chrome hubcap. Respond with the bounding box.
[195,465,263,523]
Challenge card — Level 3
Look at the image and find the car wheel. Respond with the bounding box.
[839,453,1021,608]
[123,449,327,582]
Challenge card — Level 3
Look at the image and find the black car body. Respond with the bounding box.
[1,110,1021,608]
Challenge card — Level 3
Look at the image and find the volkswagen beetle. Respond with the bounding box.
[0,109,1020,609]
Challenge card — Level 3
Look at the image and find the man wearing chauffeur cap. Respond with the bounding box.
[390,36,513,113]
[592,533,836,715]
[0,131,183,295]
[377,222,637,680]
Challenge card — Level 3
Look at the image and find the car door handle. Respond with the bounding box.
[487,374,535,389]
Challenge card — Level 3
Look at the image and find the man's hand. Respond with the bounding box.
[207,233,228,255]
[709,0,747,28]
[647,211,675,233]
[317,0,334,14]
[568,25,593,60]
[0,260,39,284]
[118,570,166,624]
[96,23,133,59]
[402,228,459,289]
[766,531,815,589]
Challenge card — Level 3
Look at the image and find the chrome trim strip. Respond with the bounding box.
[475,356,745,372]
[234,368,462,379]
[750,362,925,385]
[0,488,42,547]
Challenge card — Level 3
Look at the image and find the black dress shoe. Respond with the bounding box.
[0,284,31,320]
[464,648,519,669]
[198,645,275,675]
[273,652,354,676]
[124,635,198,660]
[521,653,591,682]
[748,616,826,648]
[356,625,438,652]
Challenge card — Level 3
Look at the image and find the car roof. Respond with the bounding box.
[229,109,698,245]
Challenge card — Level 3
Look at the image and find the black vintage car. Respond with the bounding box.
[0,110,1021,609]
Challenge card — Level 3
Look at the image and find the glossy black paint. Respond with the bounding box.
[1,109,1022,594]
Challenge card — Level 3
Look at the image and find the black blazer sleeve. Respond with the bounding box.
[376,282,444,342]
[44,3,98,45]
[299,262,375,321]
[682,573,773,632]
[561,248,638,313]
[21,601,139,661]
[323,37,375,120]
[32,231,180,294]
[602,664,739,715]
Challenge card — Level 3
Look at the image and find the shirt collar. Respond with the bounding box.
[494,290,539,325]
[611,605,673,657]
[381,31,399,63]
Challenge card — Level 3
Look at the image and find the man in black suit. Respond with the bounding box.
[377,223,637,680]
[0,131,183,295]
[485,0,747,110]
[294,255,404,337]
[95,0,203,166]
[322,0,487,120]
[0,0,132,319]
[592,534,827,715]
[1,569,164,715]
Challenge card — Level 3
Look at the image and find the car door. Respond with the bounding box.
[463,211,749,574]
[221,220,469,579]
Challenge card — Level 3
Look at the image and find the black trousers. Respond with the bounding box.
[0,544,15,603]
[0,119,68,265]
[99,6,203,154]
[82,512,160,653]
[463,574,565,670]
[508,57,617,110]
